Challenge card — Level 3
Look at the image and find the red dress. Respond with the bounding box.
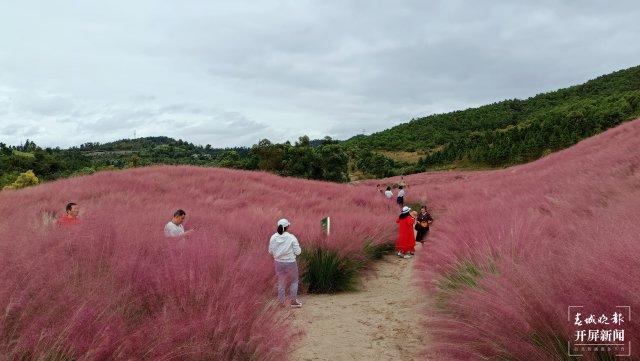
[395,216,416,253]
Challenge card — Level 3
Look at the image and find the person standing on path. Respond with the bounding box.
[269,218,303,308]
[415,205,433,244]
[396,186,406,208]
[395,206,416,258]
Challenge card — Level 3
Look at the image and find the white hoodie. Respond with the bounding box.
[268,232,301,263]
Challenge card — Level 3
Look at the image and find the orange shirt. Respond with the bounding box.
[57,214,79,226]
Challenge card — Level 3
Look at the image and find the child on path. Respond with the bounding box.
[268,218,303,308]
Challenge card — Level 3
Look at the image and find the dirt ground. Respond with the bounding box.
[289,244,428,361]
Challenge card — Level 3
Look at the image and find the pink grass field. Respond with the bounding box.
[1,118,639,360]
[368,118,640,360]
[0,167,395,360]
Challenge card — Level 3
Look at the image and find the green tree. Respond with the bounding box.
[128,154,141,168]
[251,139,285,172]
[216,150,242,168]
[282,136,320,179]
[317,144,349,182]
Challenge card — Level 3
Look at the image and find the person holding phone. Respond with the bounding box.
[415,205,433,244]
[164,209,194,237]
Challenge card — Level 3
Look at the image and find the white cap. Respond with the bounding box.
[401,206,411,214]
[277,218,290,227]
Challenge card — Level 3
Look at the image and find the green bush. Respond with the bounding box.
[3,170,39,190]
[300,248,364,293]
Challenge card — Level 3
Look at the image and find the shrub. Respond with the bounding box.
[300,248,364,294]
[3,170,39,190]
[363,239,395,261]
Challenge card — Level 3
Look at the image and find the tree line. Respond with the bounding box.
[0,136,350,189]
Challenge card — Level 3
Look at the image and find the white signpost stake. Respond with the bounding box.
[321,216,330,236]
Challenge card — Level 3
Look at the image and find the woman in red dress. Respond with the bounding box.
[395,206,416,258]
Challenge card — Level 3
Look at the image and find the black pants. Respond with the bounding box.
[415,225,429,243]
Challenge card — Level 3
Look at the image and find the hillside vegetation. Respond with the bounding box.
[2,65,639,186]
[346,65,640,174]
[0,136,349,188]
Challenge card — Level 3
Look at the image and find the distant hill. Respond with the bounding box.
[344,65,640,171]
[78,136,327,154]
[77,136,250,156]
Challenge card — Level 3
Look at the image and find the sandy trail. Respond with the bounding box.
[289,244,427,361]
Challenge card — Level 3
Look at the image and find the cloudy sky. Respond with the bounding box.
[1,0,639,148]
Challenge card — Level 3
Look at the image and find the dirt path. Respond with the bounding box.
[289,244,427,361]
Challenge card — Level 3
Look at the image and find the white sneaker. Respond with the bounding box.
[290,299,303,308]
[397,252,403,257]
[403,254,412,259]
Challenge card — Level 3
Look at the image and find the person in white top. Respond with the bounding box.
[164,209,193,237]
[397,186,406,208]
[268,218,302,308]
[384,186,394,199]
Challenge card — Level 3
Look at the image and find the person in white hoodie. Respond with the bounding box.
[268,218,303,308]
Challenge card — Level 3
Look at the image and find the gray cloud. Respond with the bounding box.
[0,0,639,147]
[2,123,39,137]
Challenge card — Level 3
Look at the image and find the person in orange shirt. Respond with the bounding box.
[58,202,80,225]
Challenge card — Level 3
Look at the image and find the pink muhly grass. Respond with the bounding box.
[370,118,640,360]
[0,165,397,359]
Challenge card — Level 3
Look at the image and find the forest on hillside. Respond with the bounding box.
[346,65,640,173]
[0,136,349,189]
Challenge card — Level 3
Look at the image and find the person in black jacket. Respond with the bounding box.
[415,205,433,244]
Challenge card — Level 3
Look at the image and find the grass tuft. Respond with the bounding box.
[363,240,395,261]
[300,248,364,294]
